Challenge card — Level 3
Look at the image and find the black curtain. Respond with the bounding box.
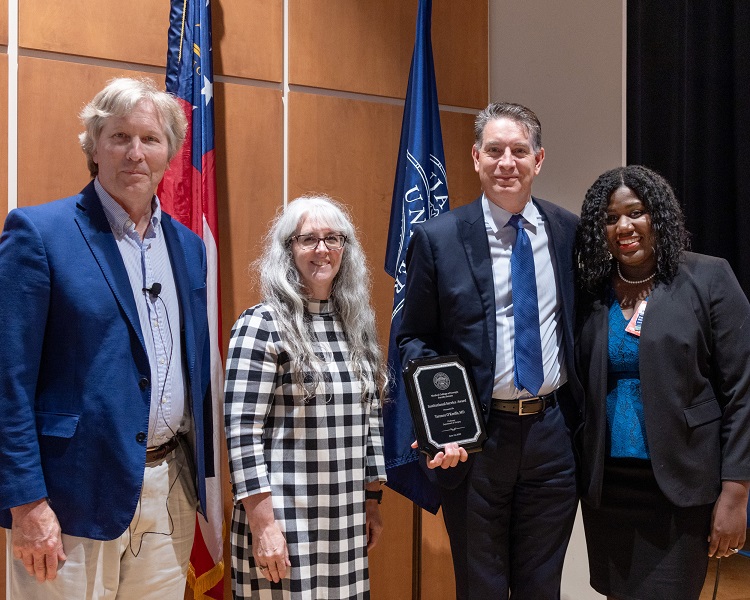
[627,0,750,295]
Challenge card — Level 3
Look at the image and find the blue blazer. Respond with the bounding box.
[0,181,213,540]
[398,196,583,488]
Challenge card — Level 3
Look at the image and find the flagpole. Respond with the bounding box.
[412,505,422,600]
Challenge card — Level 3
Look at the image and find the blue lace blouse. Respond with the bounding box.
[606,297,650,459]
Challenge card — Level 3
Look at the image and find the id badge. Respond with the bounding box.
[625,298,648,337]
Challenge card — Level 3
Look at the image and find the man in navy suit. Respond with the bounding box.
[0,78,213,599]
[399,102,582,599]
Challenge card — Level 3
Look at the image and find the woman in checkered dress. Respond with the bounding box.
[225,195,388,599]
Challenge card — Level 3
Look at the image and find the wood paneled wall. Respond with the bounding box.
[0,0,7,47]
[0,53,7,222]
[1,1,487,598]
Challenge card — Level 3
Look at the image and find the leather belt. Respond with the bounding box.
[492,390,559,416]
[146,435,181,463]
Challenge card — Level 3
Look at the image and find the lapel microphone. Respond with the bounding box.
[142,282,162,297]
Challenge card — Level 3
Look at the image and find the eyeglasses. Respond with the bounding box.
[290,233,348,250]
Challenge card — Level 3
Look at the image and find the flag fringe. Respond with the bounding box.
[188,559,225,598]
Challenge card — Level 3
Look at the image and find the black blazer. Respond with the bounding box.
[576,252,750,507]
[398,196,582,488]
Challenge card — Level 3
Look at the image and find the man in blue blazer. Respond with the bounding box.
[399,102,582,599]
[0,78,213,598]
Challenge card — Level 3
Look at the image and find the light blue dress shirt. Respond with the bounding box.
[96,178,187,447]
[482,195,566,399]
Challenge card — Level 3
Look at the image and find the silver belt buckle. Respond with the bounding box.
[518,396,540,415]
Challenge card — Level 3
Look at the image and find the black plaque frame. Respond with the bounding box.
[403,355,487,458]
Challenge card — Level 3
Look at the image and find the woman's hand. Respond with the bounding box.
[253,521,290,582]
[241,493,291,582]
[708,480,749,558]
[411,440,468,469]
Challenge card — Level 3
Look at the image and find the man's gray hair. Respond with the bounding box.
[78,77,188,177]
[256,195,387,402]
[474,101,542,153]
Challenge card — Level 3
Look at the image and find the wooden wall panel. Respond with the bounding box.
[20,0,284,82]
[440,109,482,208]
[288,92,403,346]
[19,1,168,66]
[0,54,7,223]
[0,0,8,46]
[431,1,488,109]
[0,528,4,599]
[215,81,283,348]
[289,1,413,101]
[289,0,487,109]
[17,58,164,207]
[214,0,283,82]
[421,509,455,599]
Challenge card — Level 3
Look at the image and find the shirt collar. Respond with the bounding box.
[95,177,161,237]
[305,299,334,316]
[482,194,540,236]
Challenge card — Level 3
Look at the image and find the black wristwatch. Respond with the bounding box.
[365,489,383,504]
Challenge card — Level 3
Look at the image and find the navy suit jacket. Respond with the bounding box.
[576,252,750,507]
[398,196,582,488]
[0,181,213,540]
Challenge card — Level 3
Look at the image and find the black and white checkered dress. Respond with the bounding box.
[225,300,386,599]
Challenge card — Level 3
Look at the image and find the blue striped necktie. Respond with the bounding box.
[507,214,544,396]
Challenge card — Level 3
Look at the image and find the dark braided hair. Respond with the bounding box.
[575,165,689,295]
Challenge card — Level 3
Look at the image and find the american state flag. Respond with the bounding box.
[159,0,224,597]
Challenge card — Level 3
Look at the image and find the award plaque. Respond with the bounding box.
[403,355,487,458]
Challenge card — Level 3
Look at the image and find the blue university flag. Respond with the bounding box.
[383,0,449,514]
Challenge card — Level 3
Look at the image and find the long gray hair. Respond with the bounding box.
[257,195,387,402]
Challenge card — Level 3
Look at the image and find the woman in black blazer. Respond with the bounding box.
[574,165,750,600]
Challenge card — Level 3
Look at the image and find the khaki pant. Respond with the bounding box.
[7,446,197,600]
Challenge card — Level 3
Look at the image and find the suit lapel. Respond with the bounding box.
[590,296,610,414]
[162,214,196,384]
[536,198,574,313]
[535,198,577,375]
[635,276,670,406]
[458,198,497,362]
[74,181,146,353]
[579,292,611,500]
[162,215,205,488]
